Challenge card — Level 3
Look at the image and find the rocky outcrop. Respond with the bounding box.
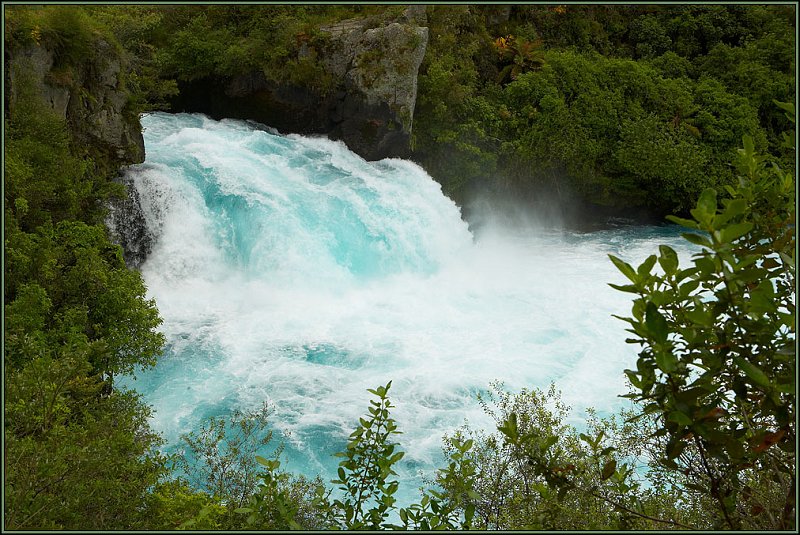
[7,39,144,168]
[105,173,152,269]
[7,34,148,268]
[172,6,429,161]
[320,17,428,159]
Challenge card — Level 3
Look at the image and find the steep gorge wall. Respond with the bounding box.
[7,39,144,169]
[171,6,429,161]
[6,35,151,267]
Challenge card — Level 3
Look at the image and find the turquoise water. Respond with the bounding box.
[120,112,695,504]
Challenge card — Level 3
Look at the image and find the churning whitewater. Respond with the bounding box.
[119,112,693,501]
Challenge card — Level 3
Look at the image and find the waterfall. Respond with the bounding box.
[116,112,694,504]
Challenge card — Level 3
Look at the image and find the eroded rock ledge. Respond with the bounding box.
[7,35,149,268]
[7,40,145,169]
[172,6,429,161]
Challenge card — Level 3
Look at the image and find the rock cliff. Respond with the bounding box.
[7,34,150,267]
[7,39,145,169]
[172,6,429,161]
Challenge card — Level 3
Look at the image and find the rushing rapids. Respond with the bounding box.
[117,112,695,503]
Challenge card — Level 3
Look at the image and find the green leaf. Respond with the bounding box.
[498,412,519,442]
[719,221,753,243]
[773,99,795,121]
[696,188,717,219]
[682,232,713,248]
[667,410,693,427]
[721,198,747,219]
[666,215,699,229]
[625,370,642,388]
[666,437,687,459]
[608,254,638,283]
[733,356,771,389]
[464,502,475,526]
[658,245,679,275]
[742,134,755,157]
[679,279,700,297]
[655,349,678,373]
[748,282,778,315]
[694,255,717,275]
[255,455,271,467]
[645,302,668,343]
[637,254,657,278]
[675,266,698,282]
[608,282,639,293]
[685,306,714,327]
[601,459,617,480]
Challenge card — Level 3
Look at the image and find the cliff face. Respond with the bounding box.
[172,6,429,161]
[7,34,150,267]
[7,39,145,168]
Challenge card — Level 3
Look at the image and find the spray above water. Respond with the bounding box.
[119,112,694,503]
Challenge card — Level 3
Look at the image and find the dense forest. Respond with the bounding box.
[3,4,796,530]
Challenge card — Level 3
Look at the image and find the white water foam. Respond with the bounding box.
[121,112,695,502]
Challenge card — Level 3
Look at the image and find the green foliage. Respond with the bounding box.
[392,436,479,530]
[629,14,673,58]
[610,114,795,529]
[224,383,480,530]
[613,113,715,211]
[234,457,327,530]
[5,219,164,377]
[5,67,95,231]
[429,382,706,530]
[647,51,695,79]
[146,5,352,97]
[5,6,99,67]
[157,12,229,82]
[411,12,780,214]
[492,50,763,212]
[143,480,228,530]
[86,5,180,113]
[408,5,792,214]
[175,402,278,510]
[327,381,404,529]
[4,8,167,529]
[493,34,546,84]
[5,384,167,530]
[164,402,325,530]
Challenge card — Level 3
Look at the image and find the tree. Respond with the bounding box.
[608,103,795,529]
[228,382,479,530]
[494,34,546,84]
[4,7,167,529]
[479,103,795,532]
[175,402,278,511]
